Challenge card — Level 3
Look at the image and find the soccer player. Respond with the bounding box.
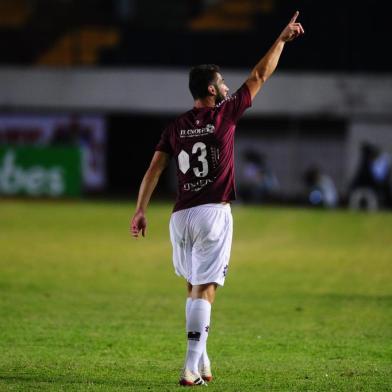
[130,11,304,386]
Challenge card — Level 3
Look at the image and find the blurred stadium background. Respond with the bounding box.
[0,0,391,209]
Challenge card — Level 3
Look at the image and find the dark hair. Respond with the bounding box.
[189,64,220,100]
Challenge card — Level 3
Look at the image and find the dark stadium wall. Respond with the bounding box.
[106,114,175,198]
[101,0,391,72]
[1,0,390,72]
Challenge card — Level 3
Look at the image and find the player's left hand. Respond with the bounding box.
[279,11,305,42]
[130,210,147,238]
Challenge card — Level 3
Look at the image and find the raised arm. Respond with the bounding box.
[245,11,304,100]
[130,151,170,238]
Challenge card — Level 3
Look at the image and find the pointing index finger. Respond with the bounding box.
[290,10,299,23]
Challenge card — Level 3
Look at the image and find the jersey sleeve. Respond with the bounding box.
[155,125,174,156]
[220,83,252,123]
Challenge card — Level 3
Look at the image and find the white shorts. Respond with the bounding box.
[169,203,233,286]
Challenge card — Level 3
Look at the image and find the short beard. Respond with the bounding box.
[213,83,225,105]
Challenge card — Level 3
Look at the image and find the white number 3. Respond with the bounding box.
[192,142,208,177]
[178,142,209,178]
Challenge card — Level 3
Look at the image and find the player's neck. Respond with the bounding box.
[194,96,215,109]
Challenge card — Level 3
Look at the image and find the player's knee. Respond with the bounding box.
[192,283,217,303]
[187,282,193,295]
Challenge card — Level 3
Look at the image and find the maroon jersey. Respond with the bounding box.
[156,83,252,212]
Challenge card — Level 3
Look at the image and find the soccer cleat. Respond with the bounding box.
[179,368,207,386]
[200,364,213,382]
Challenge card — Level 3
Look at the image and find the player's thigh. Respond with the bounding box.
[169,211,192,278]
[192,206,233,280]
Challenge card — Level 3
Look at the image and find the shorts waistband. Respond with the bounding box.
[172,202,231,215]
[201,202,231,209]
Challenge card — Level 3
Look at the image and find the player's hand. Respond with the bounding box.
[130,210,147,238]
[279,11,304,42]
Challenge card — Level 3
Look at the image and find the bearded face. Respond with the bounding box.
[211,73,229,104]
[213,83,226,104]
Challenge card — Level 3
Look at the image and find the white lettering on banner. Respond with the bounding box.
[0,151,64,196]
[180,124,215,138]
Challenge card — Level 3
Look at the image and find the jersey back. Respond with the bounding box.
[156,84,251,212]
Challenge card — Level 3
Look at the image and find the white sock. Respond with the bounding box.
[200,349,211,368]
[184,299,211,374]
[185,297,211,368]
[185,298,211,370]
[185,297,192,331]
[185,297,211,369]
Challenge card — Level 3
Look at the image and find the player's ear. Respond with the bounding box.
[207,84,216,96]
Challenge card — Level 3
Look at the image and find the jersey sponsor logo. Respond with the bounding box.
[183,178,213,192]
[179,124,215,138]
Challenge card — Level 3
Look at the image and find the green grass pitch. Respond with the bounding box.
[0,200,391,391]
